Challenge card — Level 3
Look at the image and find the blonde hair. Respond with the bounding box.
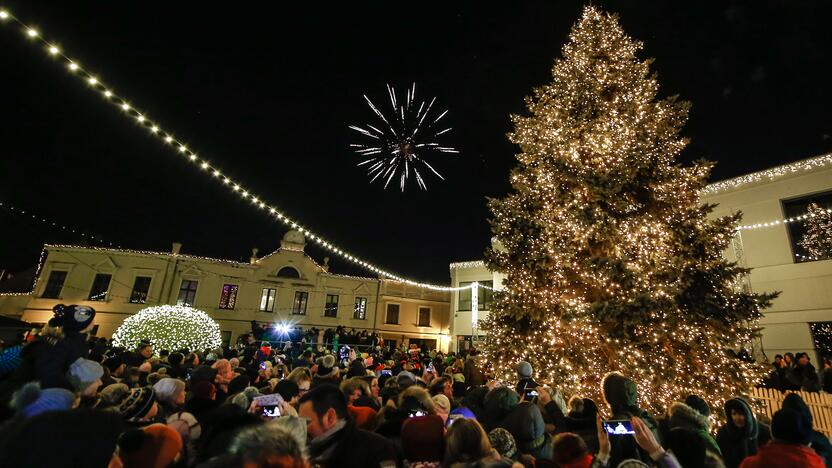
[445,418,492,465]
[340,377,370,399]
[286,367,312,384]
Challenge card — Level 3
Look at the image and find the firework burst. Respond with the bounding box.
[349,83,458,191]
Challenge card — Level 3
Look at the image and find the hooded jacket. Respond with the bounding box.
[601,373,661,467]
[499,402,551,460]
[781,393,832,466]
[667,402,721,456]
[716,398,771,468]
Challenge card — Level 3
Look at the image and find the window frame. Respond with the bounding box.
[129,276,153,304]
[218,283,239,310]
[324,294,339,318]
[259,288,277,313]
[781,190,832,263]
[177,279,199,307]
[353,296,368,320]
[292,291,309,315]
[458,280,494,311]
[41,269,69,299]
[417,306,431,327]
[385,302,400,325]
[87,273,112,302]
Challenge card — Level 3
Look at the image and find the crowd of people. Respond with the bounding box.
[0,304,830,467]
[761,352,832,393]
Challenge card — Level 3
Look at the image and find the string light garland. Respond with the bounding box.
[0,200,116,247]
[111,305,222,352]
[701,152,832,196]
[0,7,470,292]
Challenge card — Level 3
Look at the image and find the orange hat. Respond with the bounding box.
[347,405,377,430]
[119,423,183,468]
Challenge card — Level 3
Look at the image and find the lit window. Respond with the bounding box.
[219,284,239,309]
[129,276,152,304]
[354,297,367,320]
[88,273,112,301]
[324,294,339,317]
[260,288,276,312]
[177,280,198,306]
[292,291,308,315]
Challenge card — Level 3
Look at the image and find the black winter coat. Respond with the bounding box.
[309,419,399,468]
[716,398,772,468]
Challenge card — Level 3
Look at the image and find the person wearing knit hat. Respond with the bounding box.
[312,354,339,387]
[99,383,132,409]
[489,427,518,460]
[10,382,76,419]
[780,393,832,465]
[667,400,721,456]
[119,386,158,424]
[432,393,451,425]
[54,304,96,332]
[551,432,592,468]
[738,408,824,468]
[117,423,183,468]
[401,414,445,463]
[347,403,377,430]
[231,387,262,410]
[153,378,186,415]
[67,357,104,396]
[397,370,417,390]
[515,361,538,394]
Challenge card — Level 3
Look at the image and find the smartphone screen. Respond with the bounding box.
[525,389,539,400]
[260,405,281,419]
[408,410,426,418]
[603,420,635,435]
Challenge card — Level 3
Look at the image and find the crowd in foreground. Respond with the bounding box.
[0,305,830,468]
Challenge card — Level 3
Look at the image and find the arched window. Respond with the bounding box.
[277,266,300,278]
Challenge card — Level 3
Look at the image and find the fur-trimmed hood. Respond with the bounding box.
[669,401,710,432]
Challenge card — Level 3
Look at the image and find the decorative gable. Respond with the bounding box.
[181,264,206,278]
[92,256,118,272]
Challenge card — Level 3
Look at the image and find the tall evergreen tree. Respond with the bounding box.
[482,6,776,412]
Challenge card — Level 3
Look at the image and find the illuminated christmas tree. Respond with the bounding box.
[798,202,832,260]
[481,6,776,412]
[112,305,222,353]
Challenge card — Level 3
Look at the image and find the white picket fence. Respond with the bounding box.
[751,387,832,438]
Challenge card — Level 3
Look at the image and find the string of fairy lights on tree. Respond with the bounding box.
[0,7,469,292]
[480,6,777,414]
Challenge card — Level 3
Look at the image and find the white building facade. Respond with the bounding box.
[448,154,832,359]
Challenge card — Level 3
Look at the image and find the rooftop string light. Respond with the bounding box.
[0,7,470,291]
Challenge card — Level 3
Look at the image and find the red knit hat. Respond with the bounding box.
[347,405,377,430]
[119,423,183,468]
[401,414,445,462]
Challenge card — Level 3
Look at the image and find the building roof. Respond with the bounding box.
[701,152,832,196]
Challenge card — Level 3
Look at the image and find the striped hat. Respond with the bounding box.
[119,387,156,421]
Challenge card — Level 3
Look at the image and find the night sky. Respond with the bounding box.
[1,2,830,284]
